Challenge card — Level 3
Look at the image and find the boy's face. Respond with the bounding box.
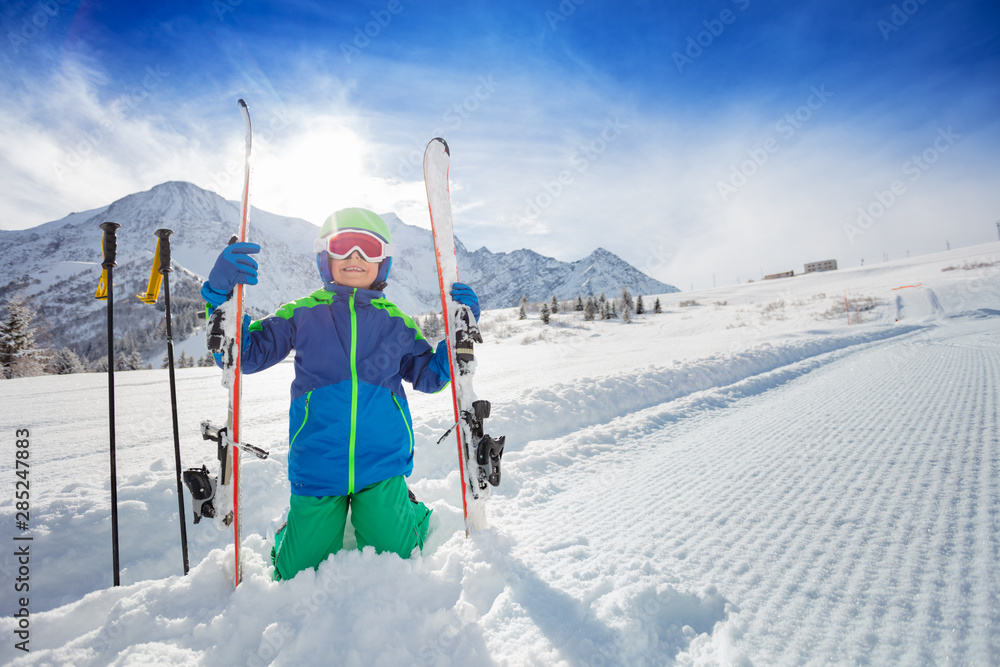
[329,251,379,289]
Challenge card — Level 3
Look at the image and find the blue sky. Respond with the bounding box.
[1,0,998,289]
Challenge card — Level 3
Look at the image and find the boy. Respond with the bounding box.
[201,207,480,580]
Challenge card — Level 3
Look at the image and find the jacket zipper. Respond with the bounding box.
[348,288,359,494]
[290,391,313,448]
[392,395,414,455]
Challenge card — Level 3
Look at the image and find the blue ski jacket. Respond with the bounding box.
[240,283,449,496]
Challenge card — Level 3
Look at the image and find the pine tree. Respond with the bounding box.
[550,295,559,315]
[621,288,634,315]
[540,303,551,324]
[584,296,598,321]
[654,298,662,314]
[199,352,217,367]
[422,311,443,338]
[575,294,584,312]
[116,346,145,371]
[178,350,194,368]
[0,296,48,378]
[50,347,88,375]
[635,294,645,315]
[622,305,632,323]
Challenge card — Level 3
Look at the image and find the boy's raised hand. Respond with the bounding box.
[450,282,481,321]
[201,242,261,306]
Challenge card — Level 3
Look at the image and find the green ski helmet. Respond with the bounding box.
[315,208,393,288]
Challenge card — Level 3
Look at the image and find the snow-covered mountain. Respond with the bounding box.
[0,181,675,362]
[383,211,677,315]
[459,245,674,308]
[0,181,322,364]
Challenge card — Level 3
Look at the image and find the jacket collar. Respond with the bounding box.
[323,282,385,304]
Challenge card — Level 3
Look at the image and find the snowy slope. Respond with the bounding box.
[1,242,998,665]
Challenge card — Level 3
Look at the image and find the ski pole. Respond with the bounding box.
[97,221,121,587]
[156,229,190,575]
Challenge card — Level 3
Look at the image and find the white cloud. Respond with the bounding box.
[0,59,220,226]
[2,52,997,298]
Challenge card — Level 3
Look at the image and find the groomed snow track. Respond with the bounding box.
[486,317,1000,664]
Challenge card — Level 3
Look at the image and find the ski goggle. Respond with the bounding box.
[314,229,392,262]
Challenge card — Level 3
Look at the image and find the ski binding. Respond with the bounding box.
[182,421,268,526]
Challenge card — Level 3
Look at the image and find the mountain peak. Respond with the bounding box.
[99,181,235,233]
[150,179,201,190]
[137,180,228,207]
[587,247,617,259]
[146,180,212,197]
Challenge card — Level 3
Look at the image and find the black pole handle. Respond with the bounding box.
[100,222,121,269]
[155,229,174,274]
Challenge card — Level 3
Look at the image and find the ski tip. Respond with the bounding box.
[238,98,248,109]
[431,137,450,156]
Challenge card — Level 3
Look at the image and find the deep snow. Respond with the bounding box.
[1,242,999,665]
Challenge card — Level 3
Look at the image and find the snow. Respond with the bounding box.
[2,242,999,665]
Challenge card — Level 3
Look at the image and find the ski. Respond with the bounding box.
[423,137,505,534]
[184,98,256,588]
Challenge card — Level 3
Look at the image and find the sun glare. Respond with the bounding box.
[251,118,372,224]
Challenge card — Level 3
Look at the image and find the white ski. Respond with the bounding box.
[423,137,505,534]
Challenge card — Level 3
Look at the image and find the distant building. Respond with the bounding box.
[764,270,795,280]
[804,259,838,273]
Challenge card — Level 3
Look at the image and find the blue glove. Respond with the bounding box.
[428,338,451,383]
[202,242,260,306]
[451,282,480,321]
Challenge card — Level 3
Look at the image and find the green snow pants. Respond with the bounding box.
[270,475,432,581]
